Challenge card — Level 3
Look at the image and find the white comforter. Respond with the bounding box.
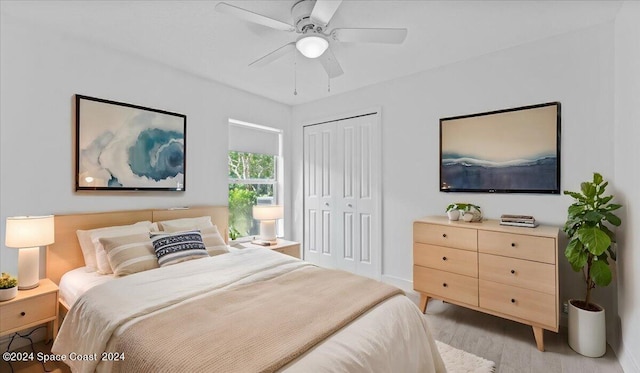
[53,248,445,373]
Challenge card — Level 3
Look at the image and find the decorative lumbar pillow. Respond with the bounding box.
[157,216,213,232]
[77,221,153,273]
[89,223,155,274]
[200,226,229,256]
[150,230,208,267]
[99,233,159,276]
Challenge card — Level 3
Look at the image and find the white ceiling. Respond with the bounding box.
[0,0,623,106]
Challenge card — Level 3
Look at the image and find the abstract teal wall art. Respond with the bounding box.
[75,95,186,191]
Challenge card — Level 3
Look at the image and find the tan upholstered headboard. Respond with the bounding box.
[46,206,228,285]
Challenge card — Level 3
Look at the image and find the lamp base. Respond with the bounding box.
[259,220,277,242]
[18,246,40,290]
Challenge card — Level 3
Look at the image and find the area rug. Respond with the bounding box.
[436,340,496,373]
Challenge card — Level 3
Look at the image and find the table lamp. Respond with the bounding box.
[252,205,283,242]
[5,215,55,290]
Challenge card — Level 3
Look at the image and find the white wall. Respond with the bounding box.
[291,21,618,338]
[614,2,640,372]
[0,15,291,276]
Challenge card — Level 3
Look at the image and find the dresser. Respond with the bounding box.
[413,216,559,351]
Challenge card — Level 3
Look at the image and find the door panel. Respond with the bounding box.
[303,112,380,279]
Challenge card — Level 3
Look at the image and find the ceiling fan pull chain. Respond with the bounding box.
[293,52,298,96]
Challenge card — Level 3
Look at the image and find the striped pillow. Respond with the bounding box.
[150,230,208,267]
[99,233,159,276]
[199,226,229,256]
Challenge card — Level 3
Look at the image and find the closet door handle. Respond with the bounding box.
[324,202,329,206]
[347,203,352,207]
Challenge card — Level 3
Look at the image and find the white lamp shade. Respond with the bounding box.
[296,35,329,58]
[5,215,55,248]
[252,205,284,221]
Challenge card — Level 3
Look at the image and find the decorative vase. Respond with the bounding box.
[446,210,460,221]
[0,286,17,301]
[462,212,474,222]
[568,299,606,357]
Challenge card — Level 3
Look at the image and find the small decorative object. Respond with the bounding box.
[76,95,186,191]
[445,204,461,221]
[0,272,18,301]
[5,215,55,289]
[252,205,284,241]
[446,203,481,222]
[563,172,622,357]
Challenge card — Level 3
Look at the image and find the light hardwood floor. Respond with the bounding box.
[417,297,624,373]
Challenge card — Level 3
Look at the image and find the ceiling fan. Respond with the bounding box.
[216,0,408,78]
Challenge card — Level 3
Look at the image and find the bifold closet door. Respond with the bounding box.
[303,113,381,279]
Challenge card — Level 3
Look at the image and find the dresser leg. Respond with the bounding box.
[419,294,430,313]
[532,326,544,351]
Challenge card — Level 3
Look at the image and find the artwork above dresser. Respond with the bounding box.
[413,216,560,352]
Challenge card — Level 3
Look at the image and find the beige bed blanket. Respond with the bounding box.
[112,266,402,373]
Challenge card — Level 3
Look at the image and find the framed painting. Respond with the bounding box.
[75,95,186,191]
[440,102,561,194]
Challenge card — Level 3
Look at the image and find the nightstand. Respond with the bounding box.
[243,239,301,259]
[0,278,59,342]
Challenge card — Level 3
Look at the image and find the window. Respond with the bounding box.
[228,120,282,240]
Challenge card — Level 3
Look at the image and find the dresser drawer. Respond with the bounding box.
[0,292,57,333]
[479,253,555,295]
[414,266,478,306]
[478,230,556,264]
[414,222,477,251]
[414,243,478,277]
[479,280,556,328]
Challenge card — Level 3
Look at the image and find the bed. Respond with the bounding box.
[48,206,445,373]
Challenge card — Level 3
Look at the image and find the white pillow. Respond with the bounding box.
[158,216,213,232]
[77,221,152,272]
[89,222,154,274]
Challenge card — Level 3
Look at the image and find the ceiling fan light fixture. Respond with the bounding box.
[296,35,329,58]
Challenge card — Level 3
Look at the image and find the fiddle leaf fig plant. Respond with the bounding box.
[563,172,622,310]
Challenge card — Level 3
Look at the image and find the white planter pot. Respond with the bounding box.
[0,286,17,301]
[446,210,460,221]
[568,299,606,357]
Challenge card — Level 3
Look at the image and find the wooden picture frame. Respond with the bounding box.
[75,95,186,191]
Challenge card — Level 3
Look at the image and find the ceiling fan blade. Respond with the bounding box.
[310,0,343,28]
[318,46,344,78]
[249,42,296,67]
[216,2,295,32]
[332,28,408,44]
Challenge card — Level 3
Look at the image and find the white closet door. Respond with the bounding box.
[303,123,337,269]
[303,112,381,279]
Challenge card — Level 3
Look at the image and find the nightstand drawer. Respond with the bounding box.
[414,266,478,306]
[478,230,556,264]
[273,245,300,258]
[413,222,477,251]
[414,243,477,277]
[0,292,57,333]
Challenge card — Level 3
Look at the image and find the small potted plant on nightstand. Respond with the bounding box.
[0,272,18,301]
[563,172,622,357]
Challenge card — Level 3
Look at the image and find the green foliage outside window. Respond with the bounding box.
[228,151,277,238]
